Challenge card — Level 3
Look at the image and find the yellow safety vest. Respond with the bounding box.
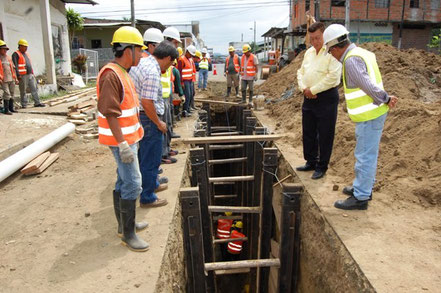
[342,47,389,122]
[199,58,209,70]
[161,67,172,99]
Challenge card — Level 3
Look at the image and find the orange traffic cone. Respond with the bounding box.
[213,64,217,75]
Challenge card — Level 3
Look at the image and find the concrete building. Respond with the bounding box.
[289,0,441,50]
[0,0,96,93]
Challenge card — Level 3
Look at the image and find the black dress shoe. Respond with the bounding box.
[311,170,325,180]
[334,196,368,210]
[34,103,46,107]
[296,163,316,171]
[171,132,181,138]
[342,186,373,201]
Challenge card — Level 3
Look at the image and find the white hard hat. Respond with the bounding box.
[163,27,181,43]
[201,48,207,54]
[143,28,164,44]
[323,24,350,53]
[186,45,196,56]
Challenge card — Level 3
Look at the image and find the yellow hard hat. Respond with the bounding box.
[111,26,147,50]
[0,40,8,49]
[224,212,232,216]
[234,221,243,229]
[228,46,235,52]
[242,44,251,53]
[18,39,29,47]
[177,47,183,57]
[195,50,202,58]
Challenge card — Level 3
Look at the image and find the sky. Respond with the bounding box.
[67,0,290,54]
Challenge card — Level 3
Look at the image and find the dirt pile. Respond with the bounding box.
[259,43,441,206]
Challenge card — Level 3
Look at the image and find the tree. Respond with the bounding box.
[428,28,441,53]
[66,8,84,49]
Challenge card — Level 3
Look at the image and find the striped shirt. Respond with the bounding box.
[129,55,165,115]
[340,44,390,105]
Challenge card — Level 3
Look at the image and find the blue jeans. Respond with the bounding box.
[183,80,193,112]
[198,69,208,89]
[139,113,163,204]
[110,143,142,201]
[353,113,387,201]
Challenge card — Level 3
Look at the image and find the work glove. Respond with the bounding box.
[254,76,258,82]
[118,141,134,164]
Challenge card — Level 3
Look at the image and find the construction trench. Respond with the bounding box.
[155,99,375,293]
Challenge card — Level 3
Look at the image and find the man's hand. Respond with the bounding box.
[118,141,134,164]
[303,88,317,99]
[15,79,19,85]
[17,76,21,81]
[254,76,257,82]
[158,120,167,133]
[388,95,398,108]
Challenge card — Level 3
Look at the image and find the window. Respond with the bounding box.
[91,39,102,49]
[305,0,310,11]
[331,0,345,7]
[375,0,390,8]
[410,0,419,8]
[431,0,440,10]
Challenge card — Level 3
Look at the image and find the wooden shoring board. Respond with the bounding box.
[24,153,59,175]
[182,134,283,144]
[20,152,51,174]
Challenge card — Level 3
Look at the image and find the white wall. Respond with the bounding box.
[0,0,70,76]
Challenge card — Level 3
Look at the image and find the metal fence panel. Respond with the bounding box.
[79,48,99,83]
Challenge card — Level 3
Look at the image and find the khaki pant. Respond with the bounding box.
[1,81,15,101]
[227,73,240,88]
[19,74,40,106]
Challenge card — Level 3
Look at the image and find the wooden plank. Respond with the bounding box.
[214,268,250,275]
[213,237,248,244]
[270,239,280,258]
[209,144,244,150]
[209,175,254,183]
[211,126,237,130]
[208,205,261,213]
[212,215,242,221]
[210,131,240,136]
[25,153,59,175]
[209,157,247,165]
[195,99,246,106]
[20,151,51,174]
[182,134,282,145]
[214,194,237,199]
[204,259,280,271]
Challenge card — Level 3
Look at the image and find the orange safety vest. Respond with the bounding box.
[96,62,144,146]
[240,53,256,77]
[216,219,233,239]
[0,55,17,81]
[180,56,193,81]
[171,65,175,93]
[190,58,196,82]
[227,230,245,254]
[226,54,240,74]
[15,50,33,75]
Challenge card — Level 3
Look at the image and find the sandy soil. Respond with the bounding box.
[0,108,195,292]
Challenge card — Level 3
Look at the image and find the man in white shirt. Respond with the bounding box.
[296,22,342,179]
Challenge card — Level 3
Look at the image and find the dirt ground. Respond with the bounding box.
[0,104,195,292]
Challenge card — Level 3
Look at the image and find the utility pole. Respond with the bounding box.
[131,0,135,27]
[254,20,256,54]
[345,0,350,31]
[241,33,243,42]
[315,0,320,21]
[398,0,406,49]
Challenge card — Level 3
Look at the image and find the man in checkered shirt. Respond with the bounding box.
[129,40,178,208]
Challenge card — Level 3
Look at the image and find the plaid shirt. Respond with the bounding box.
[129,55,164,115]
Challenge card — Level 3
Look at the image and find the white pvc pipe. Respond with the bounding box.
[0,123,75,183]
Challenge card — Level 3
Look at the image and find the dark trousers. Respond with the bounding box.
[183,80,193,112]
[138,113,163,204]
[301,87,339,172]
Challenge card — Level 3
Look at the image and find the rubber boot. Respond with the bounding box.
[249,91,254,104]
[242,90,247,103]
[113,190,148,238]
[3,100,12,115]
[9,99,17,113]
[235,87,240,97]
[120,198,149,252]
[224,87,231,98]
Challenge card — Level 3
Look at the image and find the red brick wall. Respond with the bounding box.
[291,0,441,28]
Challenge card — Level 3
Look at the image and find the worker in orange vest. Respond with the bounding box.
[0,40,18,115]
[224,46,241,98]
[11,39,44,108]
[227,221,246,260]
[96,26,149,252]
[178,45,196,117]
[240,44,258,104]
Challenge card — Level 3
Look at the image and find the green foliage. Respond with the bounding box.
[428,29,441,53]
[66,8,84,32]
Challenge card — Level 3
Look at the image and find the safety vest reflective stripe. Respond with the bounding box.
[199,58,209,70]
[0,56,17,81]
[227,230,245,254]
[181,56,194,81]
[343,47,388,123]
[97,63,143,146]
[216,228,230,238]
[15,51,32,75]
[241,54,256,76]
[161,67,172,98]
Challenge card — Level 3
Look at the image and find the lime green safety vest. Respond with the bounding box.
[161,67,172,99]
[199,58,209,70]
[342,47,389,122]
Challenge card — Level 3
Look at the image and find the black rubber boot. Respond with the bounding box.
[225,87,231,97]
[235,87,239,96]
[9,99,17,113]
[242,90,247,103]
[249,91,254,104]
[120,198,149,252]
[3,100,12,115]
[113,190,148,238]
